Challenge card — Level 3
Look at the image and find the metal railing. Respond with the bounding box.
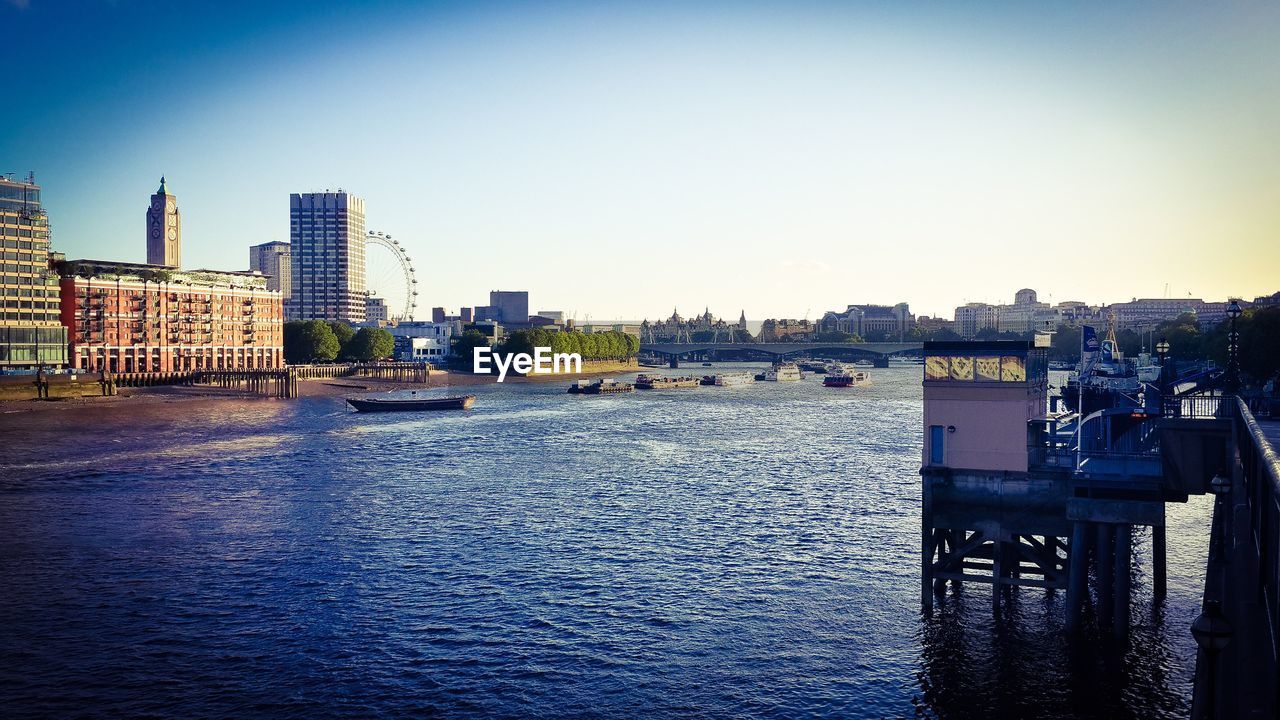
[1165,393,1233,420]
[1235,397,1280,678]
[1078,409,1162,459]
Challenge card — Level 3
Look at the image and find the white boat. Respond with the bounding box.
[824,369,872,387]
[763,362,803,381]
[714,372,756,387]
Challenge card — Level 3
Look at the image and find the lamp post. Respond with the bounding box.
[1156,337,1170,391]
[1225,299,1242,394]
[1191,598,1233,720]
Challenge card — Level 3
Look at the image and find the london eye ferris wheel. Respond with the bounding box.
[363,230,418,322]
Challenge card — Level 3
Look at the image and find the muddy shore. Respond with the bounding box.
[0,361,644,415]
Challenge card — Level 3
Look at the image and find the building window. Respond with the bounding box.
[929,426,945,465]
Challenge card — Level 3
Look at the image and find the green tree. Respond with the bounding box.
[452,330,491,368]
[328,321,356,349]
[731,328,755,343]
[345,327,396,361]
[284,319,340,363]
[500,329,536,358]
[1049,324,1081,361]
[1238,307,1280,384]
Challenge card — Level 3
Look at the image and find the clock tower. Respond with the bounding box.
[146,176,181,267]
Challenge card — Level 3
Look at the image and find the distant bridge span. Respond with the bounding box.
[640,342,923,366]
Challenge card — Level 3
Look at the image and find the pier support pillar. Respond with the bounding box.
[991,529,1004,615]
[669,356,679,369]
[1097,524,1115,631]
[921,477,935,611]
[1066,521,1090,632]
[1113,524,1132,639]
[1152,524,1167,600]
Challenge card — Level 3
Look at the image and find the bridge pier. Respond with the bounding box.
[1113,524,1132,639]
[1065,521,1091,632]
[873,356,890,368]
[1152,524,1167,599]
[669,356,679,369]
[1097,524,1115,630]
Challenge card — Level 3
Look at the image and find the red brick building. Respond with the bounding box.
[57,260,284,373]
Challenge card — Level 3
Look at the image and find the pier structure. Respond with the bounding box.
[919,340,1279,718]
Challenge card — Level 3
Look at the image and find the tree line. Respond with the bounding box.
[284,320,396,364]
[450,327,640,368]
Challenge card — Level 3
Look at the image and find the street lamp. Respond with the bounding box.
[1225,299,1243,394]
[1156,336,1170,384]
[1191,597,1234,720]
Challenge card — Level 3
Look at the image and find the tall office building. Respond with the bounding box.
[249,241,292,297]
[289,191,366,322]
[0,173,67,369]
[146,176,181,267]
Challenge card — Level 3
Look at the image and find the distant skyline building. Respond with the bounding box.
[145,176,181,267]
[289,191,366,323]
[365,296,389,324]
[0,173,67,369]
[818,303,914,340]
[489,290,529,327]
[248,241,291,299]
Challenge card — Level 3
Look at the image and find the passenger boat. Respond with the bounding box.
[346,394,475,412]
[568,378,634,394]
[823,368,871,387]
[700,375,718,386]
[636,374,700,390]
[713,372,756,387]
[1060,319,1152,414]
[763,362,803,381]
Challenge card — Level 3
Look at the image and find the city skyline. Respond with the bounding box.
[3,1,1277,319]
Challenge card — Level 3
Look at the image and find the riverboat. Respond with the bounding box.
[1060,320,1152,414]
[568,378,634,394]
[346,394,475,412]
[823,369,871,388]
[636,374,700,390]
[763,362,803,381]
[713,372,756,387]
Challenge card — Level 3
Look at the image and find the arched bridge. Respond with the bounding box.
[640,342,923,367]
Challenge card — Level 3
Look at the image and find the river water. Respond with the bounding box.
[0,365,1210,718]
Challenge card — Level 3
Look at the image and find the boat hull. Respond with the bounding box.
[347,395,476,412]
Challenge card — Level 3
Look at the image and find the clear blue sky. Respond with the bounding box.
[3,0,1277,320]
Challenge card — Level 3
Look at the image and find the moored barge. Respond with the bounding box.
[346,394,476,412]
[568,378,635,394]
[636,374,700,390]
